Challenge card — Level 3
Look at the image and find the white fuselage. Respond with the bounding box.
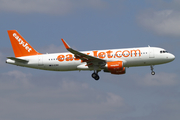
[6,47,175,71]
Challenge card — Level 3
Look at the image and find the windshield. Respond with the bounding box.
[160,50,168,53]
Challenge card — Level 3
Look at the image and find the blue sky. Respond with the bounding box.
[0,0,180,120]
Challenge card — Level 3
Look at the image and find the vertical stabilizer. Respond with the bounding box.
[7,30,42,57]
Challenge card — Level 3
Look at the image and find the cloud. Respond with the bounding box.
[137,0,180,37]
[138,9,180,37]
[136,72,178,86]
[0,70,129,120]
[0,0,107,15]
[0,70,33,90]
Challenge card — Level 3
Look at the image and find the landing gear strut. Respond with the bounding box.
[150,65,155,75]
[92,71,100,80]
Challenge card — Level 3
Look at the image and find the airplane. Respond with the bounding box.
[6,30,175,80]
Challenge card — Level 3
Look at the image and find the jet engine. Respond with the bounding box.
[104,61,126,74]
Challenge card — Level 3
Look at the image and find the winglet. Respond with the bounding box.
[61,38,70,49]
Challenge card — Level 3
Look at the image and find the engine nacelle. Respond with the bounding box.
[104,61,126,75]
[110,67,126,74]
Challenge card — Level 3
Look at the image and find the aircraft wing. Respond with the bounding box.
[61,39,106,67]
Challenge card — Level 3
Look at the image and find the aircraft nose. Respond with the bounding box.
[168,54,175,61]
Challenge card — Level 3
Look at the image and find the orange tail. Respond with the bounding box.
[7,30,42,57]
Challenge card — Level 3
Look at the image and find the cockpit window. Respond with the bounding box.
[160,50,168,53]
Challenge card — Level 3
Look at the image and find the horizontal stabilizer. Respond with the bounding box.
[7,57,29,63]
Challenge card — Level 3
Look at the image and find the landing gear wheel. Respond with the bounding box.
[151,71,155,75]
[94,75,100,80]
[150,65,155,75]
[92,73,97,78]
[91,72,100,81]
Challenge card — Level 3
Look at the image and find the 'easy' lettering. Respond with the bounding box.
[13,33,32,52]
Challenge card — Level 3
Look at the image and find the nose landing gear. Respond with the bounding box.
[150,65,155,75]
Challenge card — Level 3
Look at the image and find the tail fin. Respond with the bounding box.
[7,30,42,57]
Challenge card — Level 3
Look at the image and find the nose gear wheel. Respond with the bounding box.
[150,65,155,75]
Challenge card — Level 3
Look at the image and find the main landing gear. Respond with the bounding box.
[92,71,100,80]
[150,65,155,75]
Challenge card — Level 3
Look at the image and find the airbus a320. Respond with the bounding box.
[6,30,175,80]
